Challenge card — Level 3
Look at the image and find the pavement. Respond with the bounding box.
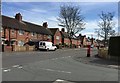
[73,55,120,69]
[73,53,119,69]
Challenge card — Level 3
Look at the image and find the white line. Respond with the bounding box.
[18,66,23,69]
[55,79,64,81]
[108,65,118,68]
[3,69,11,72]
[40,68,71,74]
[12,65,20,68]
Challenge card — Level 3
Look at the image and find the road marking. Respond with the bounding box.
[12,65,23,69]
[18,66,23,69]
[108,65,118,68]
[51,56,72,60]
[40,68,71,74]
[54,79,74,83]
[3,69,11,72]
[55,79,64,81]
[12,65,20,68]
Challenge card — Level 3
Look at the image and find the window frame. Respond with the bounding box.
[18,30,24,35]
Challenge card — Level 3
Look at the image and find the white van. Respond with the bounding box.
[38,41,57,51]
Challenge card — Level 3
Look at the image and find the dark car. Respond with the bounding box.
[24,41,39,50]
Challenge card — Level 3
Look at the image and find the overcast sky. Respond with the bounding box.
[2,1,118,39]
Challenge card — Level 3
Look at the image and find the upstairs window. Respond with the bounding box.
[56,36,60,40]
[48,35,51,39]
[11,29,15,34]
[31,32,36,36]
[1,27,3,32]
[18,30,24,35]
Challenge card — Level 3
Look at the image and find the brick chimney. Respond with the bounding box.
[43,22,48,28]
[61,28,65,32]
[15,13,22,22]
[79,34,82,37]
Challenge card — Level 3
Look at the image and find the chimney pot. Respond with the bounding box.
[43,22,48,28]
[61,28,65,32]
[15,13,22,22]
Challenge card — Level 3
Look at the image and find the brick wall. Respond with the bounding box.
[54,29,62,45]
[64,38,70,45]
[2,27,51,46]
[72,39,81,46]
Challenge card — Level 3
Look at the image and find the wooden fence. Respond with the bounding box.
[14,45,35,52]
[2,45,35,52]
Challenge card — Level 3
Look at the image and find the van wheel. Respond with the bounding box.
[54,48,56,51]
[47,48,49,51]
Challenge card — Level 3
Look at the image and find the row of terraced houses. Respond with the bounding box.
[1,13,97,52]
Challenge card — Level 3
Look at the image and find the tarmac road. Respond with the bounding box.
[2,48,118,82]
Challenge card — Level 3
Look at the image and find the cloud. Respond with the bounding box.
[85,20,99,30]
[31,8,47,13]
[80,17,118,38]
[47,16,58,22]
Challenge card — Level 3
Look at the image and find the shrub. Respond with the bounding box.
[98,48,109,59]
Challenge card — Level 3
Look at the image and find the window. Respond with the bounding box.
[18,40,24,46]
[1,27,3,32]
[40,42,42,45]
[48,35,51,39]
[11,29,15,34]
[39,42,45,46]
[18,30,24,35]
[56,36,60,40]
[31,32,36,36]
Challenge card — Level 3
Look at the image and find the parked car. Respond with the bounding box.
[24,41,39,46]
[38,41,57,51]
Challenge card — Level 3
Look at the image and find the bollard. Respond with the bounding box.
[87,45,91,57]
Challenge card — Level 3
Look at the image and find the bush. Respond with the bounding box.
[98,48,109,59]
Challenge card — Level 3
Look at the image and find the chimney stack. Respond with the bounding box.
[79,34,82,37]
[43,22,48,28]
[15,13,22,22]
[61,28,65,32]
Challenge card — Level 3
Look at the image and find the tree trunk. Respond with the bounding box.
[69,38,72,48]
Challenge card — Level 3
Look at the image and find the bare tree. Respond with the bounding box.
[58,5,85,47]
[98,11,115,46]
[95,28,100,40]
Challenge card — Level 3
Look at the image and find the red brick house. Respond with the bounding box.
[49,28,62,45]
[60,28,81,47]
[1,13,52,51]
[60,28,70,45]
[77,34,97,47]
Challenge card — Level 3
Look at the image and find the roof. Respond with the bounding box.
[2,15,52,35]
[49,28,59,35]
[60,31,80,40]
